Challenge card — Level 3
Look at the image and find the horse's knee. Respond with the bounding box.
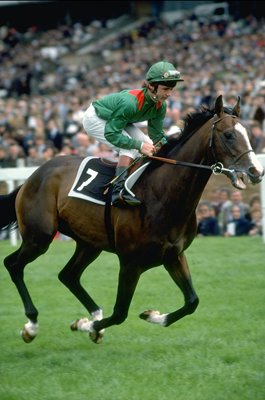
[186,296,199,314]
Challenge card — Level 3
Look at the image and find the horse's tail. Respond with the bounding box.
[0,186,21,229]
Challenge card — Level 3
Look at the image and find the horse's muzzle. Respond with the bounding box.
[248,165,264,184]
[224,166,264,189]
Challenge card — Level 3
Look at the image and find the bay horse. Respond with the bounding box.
[0,95,263,344]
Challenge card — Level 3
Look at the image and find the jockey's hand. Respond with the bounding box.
[140,142,156,157]
[155,137,167,151]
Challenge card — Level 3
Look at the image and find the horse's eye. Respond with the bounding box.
[224,131,233,140]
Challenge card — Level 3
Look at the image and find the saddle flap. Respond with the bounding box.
[68,156,150,205]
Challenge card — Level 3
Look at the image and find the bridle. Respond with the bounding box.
[209,114,254,169]
[149,113,254,177]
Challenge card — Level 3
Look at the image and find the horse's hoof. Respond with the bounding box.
[70,318,91,332]
[139,310,160,320]
[89,330,104,344]
[70,320,79,331]
[20,328,36,343]
[139,310,167,326]
[70,318,104,343]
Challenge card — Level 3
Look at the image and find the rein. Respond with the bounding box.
[148,113,254,177]
[148,155,228,175]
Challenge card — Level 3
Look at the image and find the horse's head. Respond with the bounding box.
[210,95,264,189]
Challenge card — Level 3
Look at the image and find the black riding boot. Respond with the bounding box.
[111,167,142,207]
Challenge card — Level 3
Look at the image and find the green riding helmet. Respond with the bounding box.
[146,61,184,84]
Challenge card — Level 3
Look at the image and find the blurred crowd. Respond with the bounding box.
[0,10,264,238]
[0,12,265,170]
[197,187,262,237]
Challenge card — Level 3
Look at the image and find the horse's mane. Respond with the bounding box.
[142,104,234,173]
[156,104,234,158]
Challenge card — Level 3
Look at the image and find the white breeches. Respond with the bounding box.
[82,104,153,159]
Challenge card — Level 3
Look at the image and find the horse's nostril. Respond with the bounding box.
[249,166,264,177]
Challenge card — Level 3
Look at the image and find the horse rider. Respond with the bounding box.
[82,60,184,208]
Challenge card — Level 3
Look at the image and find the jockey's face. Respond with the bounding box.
[148,83,176,102]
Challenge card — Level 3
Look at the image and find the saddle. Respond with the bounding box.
[68,156,149,205]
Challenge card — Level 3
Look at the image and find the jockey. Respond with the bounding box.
[82,60,184,208]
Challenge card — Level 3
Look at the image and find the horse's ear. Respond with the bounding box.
[214,95,224,116]
[232,96,241,117]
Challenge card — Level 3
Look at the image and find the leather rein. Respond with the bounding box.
[149,114,254,177]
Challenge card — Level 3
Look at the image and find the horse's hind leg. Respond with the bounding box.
[4,238,52,343]
[139,251,199,327]
[58,242,104,342]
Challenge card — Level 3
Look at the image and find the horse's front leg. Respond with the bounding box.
[139,251,199,327]
[91,261,142,343]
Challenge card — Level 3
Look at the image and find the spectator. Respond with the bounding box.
[215,186,231,228]
[208,186,222,217]
[248,207,263,236]
[224,205,255,237]
[249,122,265,154]
[197,201,220,236]
[45,118,63,151]
[245,193,262,220]
[219,190,250,234]
[0,145,8,167]
[26,145,44,166]
[21,127,37,155]
[93,142,117,159]
[34,135,47,156]
[72,132,99,156]
[5,142,25,167]
[56,143,74,156]
[69,97,85,126]
[41,145,57,162]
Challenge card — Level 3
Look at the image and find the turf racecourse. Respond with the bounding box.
[0,237,264,400]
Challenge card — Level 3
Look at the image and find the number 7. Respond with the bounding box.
[77,168,98,191]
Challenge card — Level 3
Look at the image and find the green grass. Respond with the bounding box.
[0,237,264,400]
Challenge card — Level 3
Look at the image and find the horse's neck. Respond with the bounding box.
[147,123,212,209]
[178,118,213,165]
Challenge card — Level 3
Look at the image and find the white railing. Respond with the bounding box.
[0,166,38,192]
[0,166,38,245]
